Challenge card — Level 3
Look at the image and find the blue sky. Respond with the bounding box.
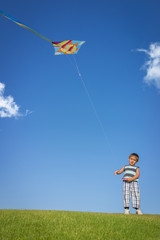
[0,0,160,214]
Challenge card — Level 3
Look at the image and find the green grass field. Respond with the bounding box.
[0,210,160,240]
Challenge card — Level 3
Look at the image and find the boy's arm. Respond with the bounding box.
[114,166,125,176]
[127,167,140,182]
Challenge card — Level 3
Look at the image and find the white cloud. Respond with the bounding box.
[137,42,160,89]
[0,82,31,118]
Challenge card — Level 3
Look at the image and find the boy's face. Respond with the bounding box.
[128,156,138,166]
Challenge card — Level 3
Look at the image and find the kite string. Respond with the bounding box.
[72,55,112,149]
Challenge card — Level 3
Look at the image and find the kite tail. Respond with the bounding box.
[0,9,53,43]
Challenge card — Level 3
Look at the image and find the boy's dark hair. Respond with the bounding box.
[129,153,139,162]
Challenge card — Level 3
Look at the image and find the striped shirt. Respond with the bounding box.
[123,165,139,182]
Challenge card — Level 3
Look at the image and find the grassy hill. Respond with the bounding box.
[0,209,160,240]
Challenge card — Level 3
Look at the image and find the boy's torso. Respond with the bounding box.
[123,165,139,182]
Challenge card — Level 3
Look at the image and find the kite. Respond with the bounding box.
[0,9,85,55]
[0,11,110,145]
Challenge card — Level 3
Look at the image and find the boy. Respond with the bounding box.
[114,153,143,215]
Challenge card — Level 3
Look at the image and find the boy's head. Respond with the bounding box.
[128,153,139,165]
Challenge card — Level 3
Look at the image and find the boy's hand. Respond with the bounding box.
[127,178,133,182]
[114,166,125,176]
